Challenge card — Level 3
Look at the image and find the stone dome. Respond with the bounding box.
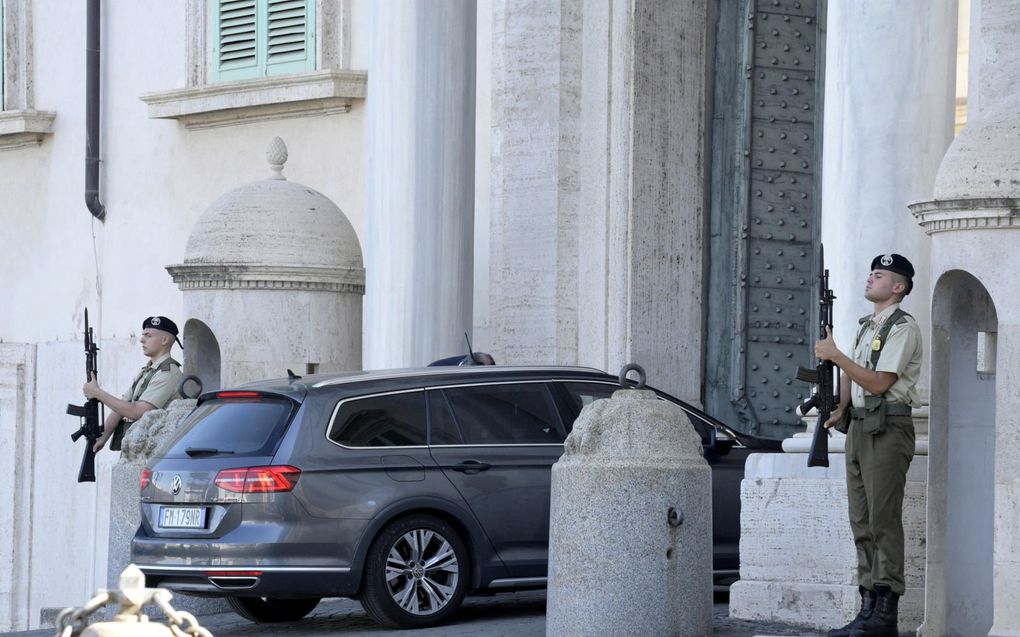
[183,137,363,271]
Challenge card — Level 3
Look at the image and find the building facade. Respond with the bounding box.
[1,0,1016,633]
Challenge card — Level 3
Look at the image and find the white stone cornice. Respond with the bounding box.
[0,110,56,150]
[910,198,1020,235]
[140,70,367,129]
[166,263,366,294]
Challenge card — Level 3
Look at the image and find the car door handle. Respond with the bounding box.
[451,460,491,474]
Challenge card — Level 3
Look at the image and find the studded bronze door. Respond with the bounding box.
[706,0,826,441]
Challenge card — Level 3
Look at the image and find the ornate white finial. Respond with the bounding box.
[266,136,288,180]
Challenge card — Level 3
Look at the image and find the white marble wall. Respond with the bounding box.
[487,0,581,366]
[0,2,371,627]
[576,0,711,403]
[363,1,477,368]
[820,0,958,398]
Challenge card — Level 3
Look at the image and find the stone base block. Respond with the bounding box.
[730,580,923,634]
[731,452,927,634]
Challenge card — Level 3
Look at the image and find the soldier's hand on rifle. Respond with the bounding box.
[83,371,102,400]
[822,407,844,430]
[92,431,109,454]
[814,325,841,362]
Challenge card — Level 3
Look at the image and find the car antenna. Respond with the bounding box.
[287,368,302,382]
[464,332,480,365]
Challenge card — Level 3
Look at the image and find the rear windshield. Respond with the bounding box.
[164,397,296,458]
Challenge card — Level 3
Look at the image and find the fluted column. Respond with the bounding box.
[821,0,958,404]
[576,0,711,404]
[364,2,476,368]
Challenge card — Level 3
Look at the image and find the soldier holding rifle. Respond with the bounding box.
[85,316,183,454]
[814,254,922,637]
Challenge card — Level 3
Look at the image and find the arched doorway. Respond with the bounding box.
[927,269,996,637]
[183,319,221,394]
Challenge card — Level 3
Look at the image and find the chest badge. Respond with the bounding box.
[871,338,882,351]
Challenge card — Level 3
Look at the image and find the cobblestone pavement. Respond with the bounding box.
[4,591,834,637]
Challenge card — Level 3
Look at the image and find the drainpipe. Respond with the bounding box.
[85,0,105,221]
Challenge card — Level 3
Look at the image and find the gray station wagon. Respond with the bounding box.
[133,366,757,628]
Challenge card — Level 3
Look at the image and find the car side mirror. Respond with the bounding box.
[707,427,735,456]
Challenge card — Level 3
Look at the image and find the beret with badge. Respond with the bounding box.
[870,253,914,295]
[143,316,183,348]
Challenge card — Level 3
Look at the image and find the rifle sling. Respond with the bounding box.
[111,357,181,451]
[855,308,911,371]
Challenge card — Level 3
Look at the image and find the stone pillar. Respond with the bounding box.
[909,1,1020,635]
[0,344,35,631]
[820,0,958,404]
[364,1,476,368]
[547,388,712,637]
[487,0,581,366]
[576,0,711,404]
[107,401,229,618]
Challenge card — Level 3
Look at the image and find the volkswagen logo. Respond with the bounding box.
[171,475,183,495]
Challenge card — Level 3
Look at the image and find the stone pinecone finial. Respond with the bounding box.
[266,136,288,180]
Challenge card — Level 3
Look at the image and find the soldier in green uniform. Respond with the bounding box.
[814,254,922,637]
[85,316,184,453]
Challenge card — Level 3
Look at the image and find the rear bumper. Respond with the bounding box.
[137,564,360,598]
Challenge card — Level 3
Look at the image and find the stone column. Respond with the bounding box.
[487,0,581,366]
[576,0,711,404]
[364,2,477,368]
[821,0,958,402]
[909,1,1020,635]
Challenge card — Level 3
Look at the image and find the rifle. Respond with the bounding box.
[796,246,838,468]
[67,308,104,483]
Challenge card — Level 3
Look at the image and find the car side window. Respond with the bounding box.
[559,381,617,414]
[428,390,464,445]
[327,391,427,447]
[436,383,565,445]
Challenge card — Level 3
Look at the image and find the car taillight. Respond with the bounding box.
[214,466,301,493]
[140,468,152,490]
[215,391,261,400]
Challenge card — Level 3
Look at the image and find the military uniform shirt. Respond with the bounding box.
[120,353,183,421]
[850,303,923,409]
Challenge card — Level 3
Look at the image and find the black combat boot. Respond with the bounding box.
[850,584,898,637]
[826,586,877,637]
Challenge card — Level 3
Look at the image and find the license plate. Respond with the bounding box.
[159,506,207,529]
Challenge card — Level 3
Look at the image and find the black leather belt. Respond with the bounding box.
[851,403,912,418]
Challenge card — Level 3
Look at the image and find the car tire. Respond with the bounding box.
[226,596,321,623]
[359,514,469,628]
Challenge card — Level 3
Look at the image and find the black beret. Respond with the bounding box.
[870,253,914,294]
[143,316,179,336]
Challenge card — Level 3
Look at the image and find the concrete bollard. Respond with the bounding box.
[546,381,713,637]
[108,399,230,619]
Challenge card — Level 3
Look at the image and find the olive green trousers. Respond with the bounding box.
[845,416,915,595]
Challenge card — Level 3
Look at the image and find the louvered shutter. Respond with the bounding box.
[213,0,259,81]
[265,0,315,76]
[211,0,314,82]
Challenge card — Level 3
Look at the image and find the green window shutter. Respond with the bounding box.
[211,0,314,83]
[212,0,260,82]
[265,0,315,77]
